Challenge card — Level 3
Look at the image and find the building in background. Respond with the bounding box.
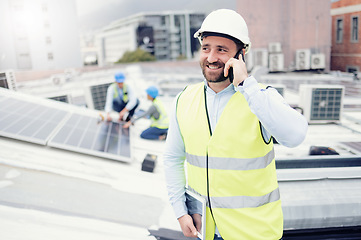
[80,30,99,66]
[237,0,332,72]
[0,0,82,71]
[331,0,361,73]
[96,11,205,66]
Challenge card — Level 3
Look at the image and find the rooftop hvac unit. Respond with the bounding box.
[48,94,72,104]
[295,49,311,70]
[51,75,65,86]
[268,53,284,72]
[253,48,268,68]
[84,81,113,110]
[311,53,326,70]
[40,90,73,104]
[299,84,344,124]
[268,42,282,53]
[269,84,286,96]
[0,70,17,91]
[245,50,254,72]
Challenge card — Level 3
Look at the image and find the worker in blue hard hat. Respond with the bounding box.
[123,86,169,140]
[104,72,139,122]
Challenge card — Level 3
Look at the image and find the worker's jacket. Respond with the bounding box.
[150,98,169,129]
[112,83,128,103]
[176,82,283,240]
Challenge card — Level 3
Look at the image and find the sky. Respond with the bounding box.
[75,0,120,17]
[75,0,236,31]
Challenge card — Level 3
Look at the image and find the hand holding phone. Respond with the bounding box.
[228,49,245,83]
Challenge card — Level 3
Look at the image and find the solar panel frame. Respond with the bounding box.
[48,113,131,162]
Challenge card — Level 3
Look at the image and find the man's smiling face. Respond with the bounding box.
[199,35,238,83]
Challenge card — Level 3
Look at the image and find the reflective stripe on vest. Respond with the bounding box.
[112,83,128,102]
[186,149,275,170]
[177,82,283,240]
[187,186,280,209]
[150,98,169,129]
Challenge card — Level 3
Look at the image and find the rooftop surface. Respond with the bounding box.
[1,63,361,239]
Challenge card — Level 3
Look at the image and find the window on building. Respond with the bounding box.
[44,20,50,28]
[48,52,54,60]
[42,3,48,12]
[346,66,359,73]
[46,36,52,44]
[11,0,24,11]
[161,16,166,26]
[351,16,359,42]
[336,18,343,43]
[175,15,181,27]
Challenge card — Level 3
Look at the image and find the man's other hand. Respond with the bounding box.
[178,214,198,238]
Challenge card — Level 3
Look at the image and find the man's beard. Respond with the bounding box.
[200,60,228,83]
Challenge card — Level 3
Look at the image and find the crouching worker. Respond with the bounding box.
[104,72,139,122]
[123,86,169,140]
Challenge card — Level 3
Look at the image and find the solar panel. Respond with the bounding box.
[48,113,131,162]
[0,97,68,145]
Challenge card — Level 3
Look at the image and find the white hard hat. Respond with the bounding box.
[194,9,251,53]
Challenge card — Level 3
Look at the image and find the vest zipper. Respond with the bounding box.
[204,86,218,229]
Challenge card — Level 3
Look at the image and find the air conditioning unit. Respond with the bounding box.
[253,48,268,68]
[245,50,254,72]
[311,53,326,70]
[268,42,282,53]
[295,49,311,70]
[268,53,284,72]
[50,75,65,86]
[269,84,286,96]
[84,81,113,110]
[299,84,344,124]
[40,89,73,104]
[0,70,17,91]
[48,94,72,104]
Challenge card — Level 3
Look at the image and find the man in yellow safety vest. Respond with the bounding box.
[123,86,169,140]
[163,9,308,240]
[104,72,139,122]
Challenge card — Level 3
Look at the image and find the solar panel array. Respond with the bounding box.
[0,94,131,162]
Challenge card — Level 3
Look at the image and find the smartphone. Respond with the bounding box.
[229,49,245,83]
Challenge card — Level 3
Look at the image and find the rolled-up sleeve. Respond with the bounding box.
[237,76,308,148]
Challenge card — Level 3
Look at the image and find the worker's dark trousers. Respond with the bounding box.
[113,99,139,120]
[140,127,168,140]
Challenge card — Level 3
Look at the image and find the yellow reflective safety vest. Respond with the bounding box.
[176,82,283,240]
[150,98,169,129]
[112,83,128,103]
